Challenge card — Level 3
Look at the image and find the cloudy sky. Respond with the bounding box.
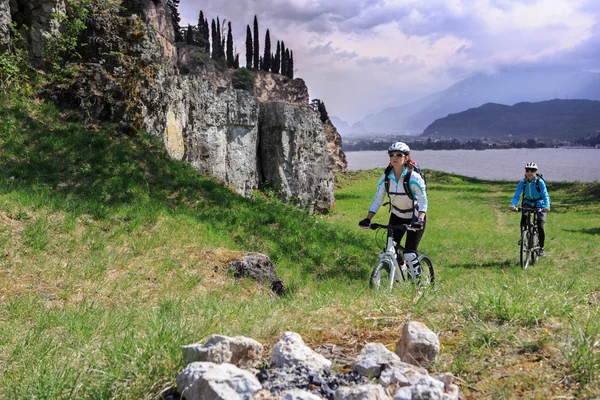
[178,0,600,123]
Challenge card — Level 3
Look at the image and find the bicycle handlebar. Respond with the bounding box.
[367,223,416,231]
[513,207,544,212]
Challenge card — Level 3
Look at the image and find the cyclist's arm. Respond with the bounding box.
[367,174,387,216]
[539,179,550,210]
[510,180,525,208]
[409,174,428,214]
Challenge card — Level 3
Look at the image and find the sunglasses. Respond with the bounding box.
[525,168,537,173]
[389,153,406,158]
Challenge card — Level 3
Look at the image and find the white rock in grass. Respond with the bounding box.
[394,321,440,366]
[282,388,324,399]
[379,365,428,388]
[177,361,262,400]
[182,334,264,368]
[353,343,425,379]
[333,383,391,399]
[271,332,332,371]
[392,376,445,400]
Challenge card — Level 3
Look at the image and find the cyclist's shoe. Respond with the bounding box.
[538,248,546,256]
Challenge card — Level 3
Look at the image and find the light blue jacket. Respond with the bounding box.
[511,177,550,209]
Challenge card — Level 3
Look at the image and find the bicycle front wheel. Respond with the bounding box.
[520,230,531,269]
[370,261,393,290]
[418,255,435,287]
[531,229,539,265]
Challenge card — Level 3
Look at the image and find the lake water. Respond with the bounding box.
[345,148,600,182]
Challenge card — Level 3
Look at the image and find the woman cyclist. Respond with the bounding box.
[358,142,428,279]
[509,162,551,256]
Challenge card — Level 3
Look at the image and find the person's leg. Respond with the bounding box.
[404,216,426,278]
[537,211,547,253]
[389,213,408,250]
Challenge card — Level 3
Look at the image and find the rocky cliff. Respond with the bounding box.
[0,0,346,213]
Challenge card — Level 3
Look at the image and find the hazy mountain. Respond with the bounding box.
[360,66,600,135]
[329,116,367,137]
[423,99,600,139]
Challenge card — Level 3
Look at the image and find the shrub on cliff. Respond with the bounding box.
[232,68,255,90]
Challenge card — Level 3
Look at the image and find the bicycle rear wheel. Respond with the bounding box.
[370,261,394,290]
[520,230,531,269]
[417,255,435,288]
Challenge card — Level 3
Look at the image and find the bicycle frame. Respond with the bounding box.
[364,223,435,289]
[379,226,407,287]
[516,207,543,268]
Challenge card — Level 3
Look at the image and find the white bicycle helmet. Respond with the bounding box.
[525,162,538,170]
[388,141,410,155]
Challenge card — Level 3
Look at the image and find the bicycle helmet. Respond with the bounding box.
[525,162,538,170]
[388,141,410,155]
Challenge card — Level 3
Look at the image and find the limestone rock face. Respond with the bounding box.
[8,0,66,66]
[323,119,348,174]
[259,102,335,213]
[4,0,346,213]
[0,0,10,51]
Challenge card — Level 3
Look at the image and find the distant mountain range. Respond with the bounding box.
[423,99,600,140]
[333,66,600,137]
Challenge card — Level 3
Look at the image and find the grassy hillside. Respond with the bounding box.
[1,95,600,399]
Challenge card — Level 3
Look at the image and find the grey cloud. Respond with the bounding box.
[308,42,358,60]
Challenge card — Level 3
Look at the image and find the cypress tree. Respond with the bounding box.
[281,41,287,77]
[216,17,222,60]
[197,11,204,46]
[245,25,253,69]
[186,24,194,45]
[253,16,259,73]
[262,29,271,71]
[197,11,209,51]
[318,100,328,122]
[167,0,182,42]
[234,54,239,69]
[211,19,218,60]
[203,19,210,53]
[226,21,234,68]
[272,41,280,74]
[288,50,294,79]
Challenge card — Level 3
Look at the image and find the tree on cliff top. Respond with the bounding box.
[287,50,294,79]
[262,29,271,71]
[197,11,209,52]
[245,25,252,69]
[166,0,182,42]
[271,41,280,74]
[226,21,234,68]
[253,16,259,72]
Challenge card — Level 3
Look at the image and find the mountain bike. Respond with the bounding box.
[514,207,543,269]
[365,223,434,290]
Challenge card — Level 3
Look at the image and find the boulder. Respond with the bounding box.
[353,343,425,379]
[394,322,440,366]
[182,335,264,368]
[176,361,262,400]
[227,253,285,295]
[271,332,332,372]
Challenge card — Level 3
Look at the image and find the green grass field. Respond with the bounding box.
[1,95,600,399]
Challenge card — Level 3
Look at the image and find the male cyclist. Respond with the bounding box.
[358,142,428,279]
[509,162,551,256]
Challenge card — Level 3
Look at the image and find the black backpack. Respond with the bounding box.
[383,162,427,202]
